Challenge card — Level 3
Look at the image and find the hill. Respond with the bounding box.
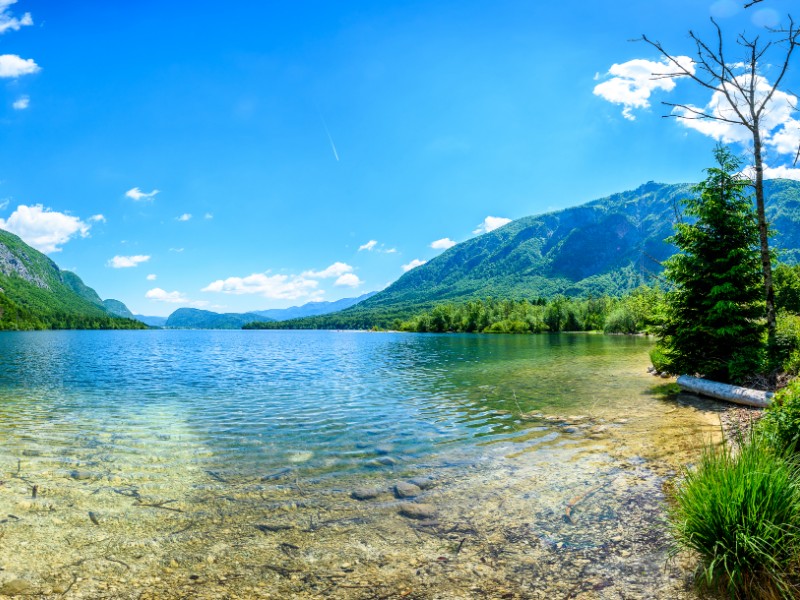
[253,180,800,329]
[251,292,378,321]
[0,229,146,330]
[165,308,274,329]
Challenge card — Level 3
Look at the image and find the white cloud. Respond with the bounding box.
[0,204,89,253]
[177,213,192,222]
[12,94,28,110]
[741,164,800,181]
[0,198,7,210]
[146,273,157,281]
[385,248,397,254]
[335,273,362,287]
[107,255,150,268]
[593,56,695,120]
[204,212,213,220]
[125,187,159,201]
[430,237,457,250]
[302,262,353,279]
[473,216,512,235]
[0,54,39,78]
[169,247,184,253]
[145,287,209,307]
[89,214,106,223]
[0,1,32,35]
[359,240,377,252]
[402,259,426,272]
[202,272,321,300]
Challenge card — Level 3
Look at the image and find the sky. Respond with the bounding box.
[1,0,800,316]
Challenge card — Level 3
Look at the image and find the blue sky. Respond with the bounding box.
[1,0,799,315]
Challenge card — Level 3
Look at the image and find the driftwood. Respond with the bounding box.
[676,375,773,408]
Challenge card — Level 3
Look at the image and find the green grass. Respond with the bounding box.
[670,433,800,599]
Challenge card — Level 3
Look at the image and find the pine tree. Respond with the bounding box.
[658,146,765,383]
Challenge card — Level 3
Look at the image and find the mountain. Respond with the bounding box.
[161,293,377,329]
[256,180,800,329]
[134,315,168,327]
[251,292,378,321]
[165,308,274,329]
[103,299,135,319]
[0,229,145,330]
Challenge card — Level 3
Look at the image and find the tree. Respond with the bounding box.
[657,146,765,383]
[641,17,800,351]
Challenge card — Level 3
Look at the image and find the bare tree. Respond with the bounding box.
[744,0,765,7]
[641,19,800,350]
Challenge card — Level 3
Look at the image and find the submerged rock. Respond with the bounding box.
[408,476,436,490]
[394,482,422,499]
[351,487,383,501]
[0,579,34,596]
[399,503,436,520]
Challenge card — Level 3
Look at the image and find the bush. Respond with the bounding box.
[773,312,800,374]
[603,306,638,334]
[650,346,670,373]
[670,433,800,599]
[760,379,800,454]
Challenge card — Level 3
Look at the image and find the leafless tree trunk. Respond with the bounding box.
[641,19,800,350]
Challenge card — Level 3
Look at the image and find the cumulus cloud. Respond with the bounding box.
[145,287,208,307]
[146,273,157,281]
[358,240,377,252]
[176,213,192,222]
[335,273,362,287]
[430,237,457,250]
[107,255,150,268]
[0,1,32,35]
[0,204,89,253]
[593,56,695,120]
[89,214,106,223]
[0,54,39,78]
[473,216,512,235]
[202,272,321,300]
[204,212,213,220]
[12,94,28,110]
[125,187,159,201]
[302,262,353,279]
[402,259,426,272]
[741,164,800,181]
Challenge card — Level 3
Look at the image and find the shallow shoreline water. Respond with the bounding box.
[0,331,729,598]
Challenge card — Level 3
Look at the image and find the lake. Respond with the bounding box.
[0,330,723,598]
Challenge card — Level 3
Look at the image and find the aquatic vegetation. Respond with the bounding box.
[669,433,800,599]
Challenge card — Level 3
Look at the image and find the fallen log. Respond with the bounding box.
[676,375,773,408]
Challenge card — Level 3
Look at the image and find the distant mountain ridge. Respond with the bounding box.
[162,293,377,329]
[260,179,800,329]
[0,229,144,330]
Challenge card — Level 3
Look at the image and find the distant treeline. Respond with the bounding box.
[243,263,800,335]
[0,293,146,331]
[244,285,665,334]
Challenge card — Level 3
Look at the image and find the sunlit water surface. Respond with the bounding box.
[0,331,725,598]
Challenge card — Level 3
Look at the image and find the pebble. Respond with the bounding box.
[398,503,437,520]
[70,470,95,480]
[376,456,398,466]
[394,482,422,499]
[351,487,382,501]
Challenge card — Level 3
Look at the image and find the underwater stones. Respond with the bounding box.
[394,482,421,499]
[374,444,394,455]
[407,476,436,490]
[69,469,95,480]
[0,579,34,596]
[287,451,313,463]
[398,503,436,520]
[351,487,383,501]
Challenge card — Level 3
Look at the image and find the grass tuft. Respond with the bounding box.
[670,433,800,599]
